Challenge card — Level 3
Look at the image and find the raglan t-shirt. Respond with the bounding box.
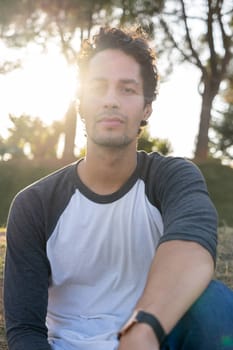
[4,151,218,350]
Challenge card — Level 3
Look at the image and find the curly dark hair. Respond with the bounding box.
[78,26,159,105]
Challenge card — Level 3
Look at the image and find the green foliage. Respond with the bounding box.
[158,1,232,161]
[198,161,233,227]
[137,127,172,155]
[0,0,232,162]
[2,114,63,160]
[115,0,164,29]
[210,104,233,160]
[0,159,65,226]
[0,135,7,157]
[77,146,86,158]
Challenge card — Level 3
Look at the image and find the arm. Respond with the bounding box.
[4,190,52,350]
[136,240,214,333]
[119,240,214,349]
[119,158,217,349]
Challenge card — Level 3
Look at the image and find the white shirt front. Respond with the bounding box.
[46,179,163,350]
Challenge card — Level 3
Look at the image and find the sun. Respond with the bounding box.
[1,46,78,128]
[0,44,86,151]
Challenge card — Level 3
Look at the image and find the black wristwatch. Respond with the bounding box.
[118,310,166,346]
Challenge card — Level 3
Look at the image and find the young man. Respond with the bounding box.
[4,27,233,350]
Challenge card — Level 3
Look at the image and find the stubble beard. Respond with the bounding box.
[90,132,133,149]
[84,111,139,149]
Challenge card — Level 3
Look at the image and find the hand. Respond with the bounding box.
[117,323,160,350]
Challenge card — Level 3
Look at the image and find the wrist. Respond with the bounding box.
[134,321,160,347]
[118,322,160,350]
[118,310,166,346]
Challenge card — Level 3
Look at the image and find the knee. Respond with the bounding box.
[189,280,233,322]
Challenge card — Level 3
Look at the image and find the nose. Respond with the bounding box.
[103,87,119,109]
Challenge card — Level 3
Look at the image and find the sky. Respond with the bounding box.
[0,47,202,159]
[150,65,201,158]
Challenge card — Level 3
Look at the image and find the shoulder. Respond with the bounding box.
[14,161,77,203]
[8,162,78,238]
[138,152,218,260]
[137,151,205,190]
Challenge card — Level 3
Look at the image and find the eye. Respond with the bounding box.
[121,86,136,94]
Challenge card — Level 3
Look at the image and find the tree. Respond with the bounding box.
[76,0,233,161]
[1,0,232,162]
[0,1,166,161]
[153,0,233,162]
[210,103,233,160]
[3,114,63,161]
[0,0,114,160]
[0,135,8,160]
[210,73,233,161]
[137,127,172,155]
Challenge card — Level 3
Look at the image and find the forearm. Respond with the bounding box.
[118,240,214,350]
[135,240,214,334]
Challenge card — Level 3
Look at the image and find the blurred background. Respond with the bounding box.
[0,0,233,226]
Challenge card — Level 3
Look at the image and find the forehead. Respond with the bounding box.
[86,49,142,82]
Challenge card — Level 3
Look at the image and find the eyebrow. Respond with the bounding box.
[120,79,140,85]
[90,78,140,85]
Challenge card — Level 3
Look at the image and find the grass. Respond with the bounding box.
[215,226,233,288]
[0,227,232,349]
[0,234,7,349]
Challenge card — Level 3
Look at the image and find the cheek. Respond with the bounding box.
[130,105,146,120]
[82,94,102,115]
[79,97,93,119]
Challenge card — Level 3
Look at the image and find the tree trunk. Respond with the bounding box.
[62,101,77,162]
[194,79,219,162]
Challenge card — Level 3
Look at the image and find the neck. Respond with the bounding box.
[77,142,138,195]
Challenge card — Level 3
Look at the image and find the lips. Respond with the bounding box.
[98,117,124,127]
[97,112,125,127]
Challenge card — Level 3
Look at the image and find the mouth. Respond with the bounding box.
[99,119,124,128]
[97,114,125,127]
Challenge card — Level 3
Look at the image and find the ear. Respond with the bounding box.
[143,103,152,121]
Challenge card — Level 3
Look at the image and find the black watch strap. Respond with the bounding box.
[136,310,166,346]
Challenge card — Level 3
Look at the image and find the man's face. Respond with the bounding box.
[80,49,151,148]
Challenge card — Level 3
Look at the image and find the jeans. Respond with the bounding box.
[162,280,233,350]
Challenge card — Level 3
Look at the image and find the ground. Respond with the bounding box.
[0,233,7,350]
[215,226,233,289]
[0,228,232,349]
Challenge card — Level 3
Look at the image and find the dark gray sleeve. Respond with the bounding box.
[155,157,218,262]
[4,189,52,350]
